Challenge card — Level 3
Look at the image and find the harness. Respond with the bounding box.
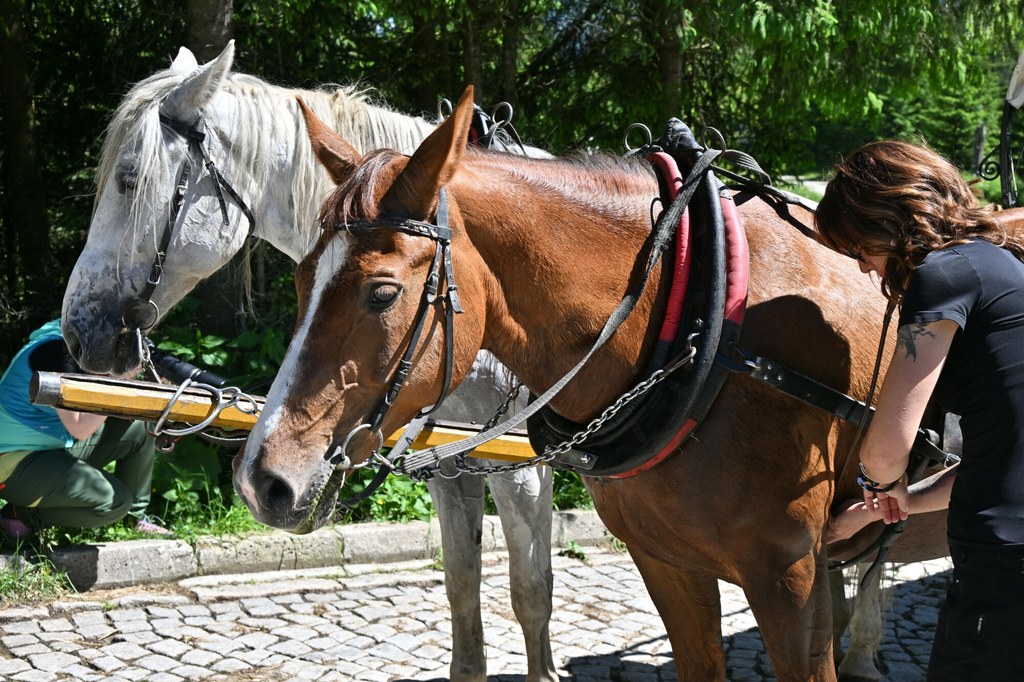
[120,114,256,344]
[327,121,730,488]
[325,117,959,582]
[526,121,743,476]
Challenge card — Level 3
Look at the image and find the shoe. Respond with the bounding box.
[0,505,34,540]
[134,515,174,536]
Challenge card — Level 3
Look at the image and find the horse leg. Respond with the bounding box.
[427,473,488,682]
[836,564,883,682]
[488,465,559,682]
[830,568,851,668]
[741,551,836,682]
[629,550,727,681]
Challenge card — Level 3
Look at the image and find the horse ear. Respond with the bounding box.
[381,85,475,218]
[169,47,199,73]
[297,97,362,184]
[160,40,235,122]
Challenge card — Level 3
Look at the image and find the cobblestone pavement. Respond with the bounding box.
[0,548,953,681]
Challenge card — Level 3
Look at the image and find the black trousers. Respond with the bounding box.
[927,539,1024,681]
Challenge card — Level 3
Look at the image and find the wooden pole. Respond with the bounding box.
[30,372,536,463]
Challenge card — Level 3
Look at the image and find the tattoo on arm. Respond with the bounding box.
[896,323,936,361]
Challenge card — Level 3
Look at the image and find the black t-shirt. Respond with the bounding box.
[901,240,1024,546]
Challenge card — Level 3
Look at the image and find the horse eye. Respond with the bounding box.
[115,157,139,194]
[368,283,401,311]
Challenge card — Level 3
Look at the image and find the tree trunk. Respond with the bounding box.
[653,4,685,119]
[187,0,233,60]
[184,0,243,338]
[463,5,483,102]
[499,0,519,107]
[412,13,441,109]
[0,0,54,346]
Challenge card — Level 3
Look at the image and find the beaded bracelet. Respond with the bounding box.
[857,462,902,494]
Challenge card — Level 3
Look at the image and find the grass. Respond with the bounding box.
[0,548,75,605]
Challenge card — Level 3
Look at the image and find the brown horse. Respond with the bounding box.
[232,87,949,680]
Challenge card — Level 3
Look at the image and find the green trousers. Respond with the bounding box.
[0,418,156,529]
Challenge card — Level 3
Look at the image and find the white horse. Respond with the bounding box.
[61,42,557,682]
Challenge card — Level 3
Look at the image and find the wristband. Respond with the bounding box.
[857,463,902,494]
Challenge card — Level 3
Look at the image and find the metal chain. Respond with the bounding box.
[446,382,526,476]
[402,341,698,479]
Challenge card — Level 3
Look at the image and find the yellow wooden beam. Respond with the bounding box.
[30,372,536,463]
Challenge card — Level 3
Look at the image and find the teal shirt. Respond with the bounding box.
[0,320,73,453]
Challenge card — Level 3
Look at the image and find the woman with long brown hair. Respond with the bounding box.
[817,140,1024,680]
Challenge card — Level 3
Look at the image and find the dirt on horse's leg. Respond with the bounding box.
[830,568,851,667]
[743,551,837,682]
[489,465,559,682]
[836,564,883,682]
[630,550,727,681]
[428,474,487,682]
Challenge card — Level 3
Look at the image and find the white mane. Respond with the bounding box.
[95,67,435,253]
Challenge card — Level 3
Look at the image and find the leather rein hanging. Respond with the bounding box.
[355,145,725,483]
[120,114,256,351]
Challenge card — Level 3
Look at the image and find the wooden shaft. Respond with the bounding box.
[30,372,536,462]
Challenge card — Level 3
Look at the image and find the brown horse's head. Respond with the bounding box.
[233,88,486,532]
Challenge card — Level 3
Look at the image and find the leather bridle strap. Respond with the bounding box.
[400,147,722,474]
[159,115,257,238]
[121,114,257,333]
[328,189,461,463]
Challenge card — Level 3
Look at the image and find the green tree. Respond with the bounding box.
[1,0,1022,363]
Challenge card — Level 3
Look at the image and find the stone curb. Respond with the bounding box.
[8,510,610,592]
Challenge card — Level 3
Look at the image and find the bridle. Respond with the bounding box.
[322,188,463,473]
[311,146,723,515]
[120,113,257,348]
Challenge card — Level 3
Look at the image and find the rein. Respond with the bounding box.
[319,143,720,505]
[385,147,722,478]
[120,114,257,339]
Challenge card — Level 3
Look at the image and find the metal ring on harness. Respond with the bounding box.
[122,299,160,333]
[489,102,514,128]
[623,123,653,155]
[330,423,385,470]
[701,127,728,152]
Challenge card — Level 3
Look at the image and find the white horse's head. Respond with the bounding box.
[62,42,261,375]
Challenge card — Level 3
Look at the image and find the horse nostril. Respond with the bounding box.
[64,327,82,362]
[254,471,297,521]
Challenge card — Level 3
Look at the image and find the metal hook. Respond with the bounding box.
[437,98,453,120]
[490,101,514,127]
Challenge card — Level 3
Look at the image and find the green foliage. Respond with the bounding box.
[558,538,588,561]
[552,470,594,511]
[334,467,436,524]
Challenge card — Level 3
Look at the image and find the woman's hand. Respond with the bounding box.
[862,474,909,525]
[55,408,107,440]
[827,498,882,543]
